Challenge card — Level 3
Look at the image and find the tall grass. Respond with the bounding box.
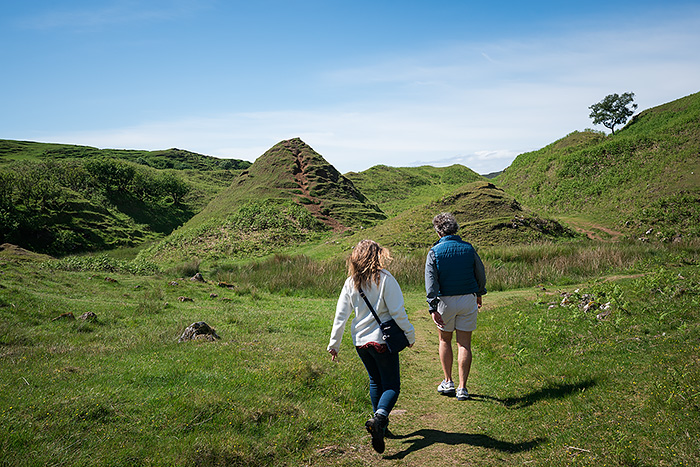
[213,254,347,297]
[481,240,700,291]
[211,251,429,298]
[209,240,700,297]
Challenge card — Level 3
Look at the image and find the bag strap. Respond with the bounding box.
[358,287,382,326]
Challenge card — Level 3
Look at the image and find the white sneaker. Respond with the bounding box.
[437,380,455,395]
[456,387,470,401]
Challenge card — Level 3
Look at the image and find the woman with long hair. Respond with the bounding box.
[327,240,415,453]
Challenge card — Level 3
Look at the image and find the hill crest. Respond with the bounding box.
[190,138,386,231]
[498,91,700,240]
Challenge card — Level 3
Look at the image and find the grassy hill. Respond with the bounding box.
[0,139,251,216]
[0,139,251,171]
[333,180,576,253]
[345,164,485,217]
[138,138,387,265]
[0,141,251,256]
[140,141,578,266]
[189,138,385,229]
[3,92,699,260]
[497,91,700,241]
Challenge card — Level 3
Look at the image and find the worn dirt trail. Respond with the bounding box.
[563,218,624,241]
[318,292,542,466]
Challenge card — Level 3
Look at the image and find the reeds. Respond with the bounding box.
[212,240,700,296]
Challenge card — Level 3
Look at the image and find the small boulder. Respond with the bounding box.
[190,273,205,282]
[79,311,97,322]
[178,321,221,343]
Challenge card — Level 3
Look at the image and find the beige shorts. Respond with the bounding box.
[437,294,478,332]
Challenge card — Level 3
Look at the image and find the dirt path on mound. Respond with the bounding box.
[563,218,624,241]
[286,142,346,233]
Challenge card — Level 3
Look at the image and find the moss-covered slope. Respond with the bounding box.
[498,92,700,240]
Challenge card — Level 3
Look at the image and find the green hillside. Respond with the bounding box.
[0,141,250,256]
[0,158,193,255]
[2,92,698,260]
[340,180,576,252]
[0,139,251,171]
[0,138,250,215]
[138,138,387,264]
[140,140,576,266]
[189,138,385,229]
[497,92,700,240]
[345,164,485,217]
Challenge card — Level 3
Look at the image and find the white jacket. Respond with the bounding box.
[327,269,416,353]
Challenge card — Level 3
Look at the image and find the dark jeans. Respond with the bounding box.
[356,345,401,417]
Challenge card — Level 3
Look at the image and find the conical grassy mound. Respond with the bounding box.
[187,138,385,230]
[338,180,577,252]
[139,139,387,264]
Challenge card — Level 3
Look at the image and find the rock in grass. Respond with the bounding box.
[190,273,205,282]
[178,321,220,343]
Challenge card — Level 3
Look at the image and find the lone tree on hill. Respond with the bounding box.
[588,92,638,135]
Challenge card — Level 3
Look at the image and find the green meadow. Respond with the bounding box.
[1,240,698,466]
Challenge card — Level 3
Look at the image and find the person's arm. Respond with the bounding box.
[425,250,445,326]
[327,280,353,359]
[425,250,440,313]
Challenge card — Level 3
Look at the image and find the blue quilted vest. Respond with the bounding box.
[431,235,479,296]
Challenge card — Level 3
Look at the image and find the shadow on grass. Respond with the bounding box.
[385,429,544,460]
[470,378,597,409]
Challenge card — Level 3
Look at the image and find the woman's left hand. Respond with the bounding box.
[329,348,339,361]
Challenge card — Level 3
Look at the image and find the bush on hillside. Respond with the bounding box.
[0,158,193,255]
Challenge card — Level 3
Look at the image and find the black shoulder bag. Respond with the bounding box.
[358,287,409,353]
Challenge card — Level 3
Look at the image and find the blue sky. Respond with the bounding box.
[2,1,699,174]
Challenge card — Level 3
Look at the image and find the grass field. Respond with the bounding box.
[1,241,698,466]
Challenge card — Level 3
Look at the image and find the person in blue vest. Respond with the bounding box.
[425,212,486,401]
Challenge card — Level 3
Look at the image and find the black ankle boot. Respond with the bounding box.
[365,413,388,453]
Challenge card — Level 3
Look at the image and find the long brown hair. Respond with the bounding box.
[347,240,392,290]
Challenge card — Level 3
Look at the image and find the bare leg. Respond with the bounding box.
[455,330,473,389]
[438,329,454,382]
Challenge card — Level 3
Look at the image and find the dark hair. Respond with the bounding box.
[432,212,459,236]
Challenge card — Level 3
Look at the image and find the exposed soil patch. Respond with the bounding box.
[285,140,347,232]
[565,220,624,241]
